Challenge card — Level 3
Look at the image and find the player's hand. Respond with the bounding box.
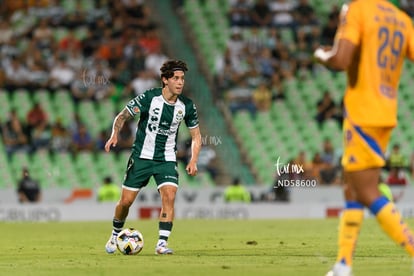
[313,46,332,63]
[186,161,198,176]
[104,135,118,152]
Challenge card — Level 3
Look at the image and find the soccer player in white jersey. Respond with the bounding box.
[104,60,201,254]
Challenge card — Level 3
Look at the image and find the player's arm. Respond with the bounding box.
[104,108,134,152]
[314,3,358,71]
[314,38,357,71]
[405,21,414,62]
[186,126,201,176]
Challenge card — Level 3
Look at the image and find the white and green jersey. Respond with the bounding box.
[126,87,199,162]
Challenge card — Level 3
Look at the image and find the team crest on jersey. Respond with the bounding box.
[133,106,139,113]
[175,110,184,122]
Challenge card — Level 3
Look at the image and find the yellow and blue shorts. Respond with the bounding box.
[341,118,393,171]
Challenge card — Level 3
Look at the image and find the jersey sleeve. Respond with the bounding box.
[335,2,361,46]
[125,92,149,116]
[185,101,199,129]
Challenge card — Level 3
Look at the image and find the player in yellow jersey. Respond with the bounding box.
[314,1,414,275]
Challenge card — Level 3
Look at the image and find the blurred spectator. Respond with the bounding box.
[252,81,272,112]
[144,47,168,77]
[228,0,252,27]
[50,118,71,153]
[17,167,42,203]
[268,0,296,28]
[26,62,50,89]
[320,13,338,45]
[29,120,50,152]
[58,29,81,51]
[386,167,407,186]
[97,176,121,202]
[309,152,327,183]
[1,109,30,158]
[66,48,84,71]
[4,57,29,91]
[63,1,87,29]
[96,129,110,151]
[49,56,75,90]
[280,46,297,79]
[138,26,161,54]
[197,145,219,181]
[98,29,124,67]
[226,79,256,118]
[244,27,266,55]
[224,177,251,203]
[0,20,13,45]
[386,143,407,170]
[401,0,414,17]
[32,18,54,50]
[81,28,99,58]
[68,113,83,136]
[26,102,50,151]
[113,59,134,86]
[318,139,339,184]
[26,101,48,131]
[320,138,335,166]
[0,68,5,87]
[71,123,94,153]
[214,57,237,93]
[85,71,115,102]
[256,47,276,78]
[250,0,272,28]
[315,91,341,128]
[269,72,285,101]
[293,150,314,180]
[226,27,247,75]
[125,70,157,97]
[294,0,320,46]
[70,72,96,104]
[128,45,146,75]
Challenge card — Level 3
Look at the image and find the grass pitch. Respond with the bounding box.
[0,218,412,276]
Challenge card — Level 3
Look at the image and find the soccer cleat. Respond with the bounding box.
[105,234,118,254]
[155,240,173,255]
[325,262,352,276]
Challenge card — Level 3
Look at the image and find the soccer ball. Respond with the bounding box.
[116,228,144,255]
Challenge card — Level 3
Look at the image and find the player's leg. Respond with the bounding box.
[326,174,364,276]
[328,124,414,275]
[330,179,364,276]
[154,161,179,255]
[155,184,177,254]
[106,188,139,253]
[105,156,151,253]
[347,128,414,260]
[327,121,381,275]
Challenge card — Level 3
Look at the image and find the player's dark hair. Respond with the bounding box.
[160,60,188,87]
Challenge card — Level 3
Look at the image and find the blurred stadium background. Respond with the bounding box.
[1,0,414,202]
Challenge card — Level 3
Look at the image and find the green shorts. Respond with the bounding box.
[122,156,179,191]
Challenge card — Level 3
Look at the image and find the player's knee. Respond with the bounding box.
[118,197,134,208]
[162,191,176,205]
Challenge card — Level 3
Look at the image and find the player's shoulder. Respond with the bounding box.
[143,87,162,97]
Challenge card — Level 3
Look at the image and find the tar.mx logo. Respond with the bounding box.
[201,135,222,146]
[82,68,110,87]
[274,156,316,188]
[275,156,304,177]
